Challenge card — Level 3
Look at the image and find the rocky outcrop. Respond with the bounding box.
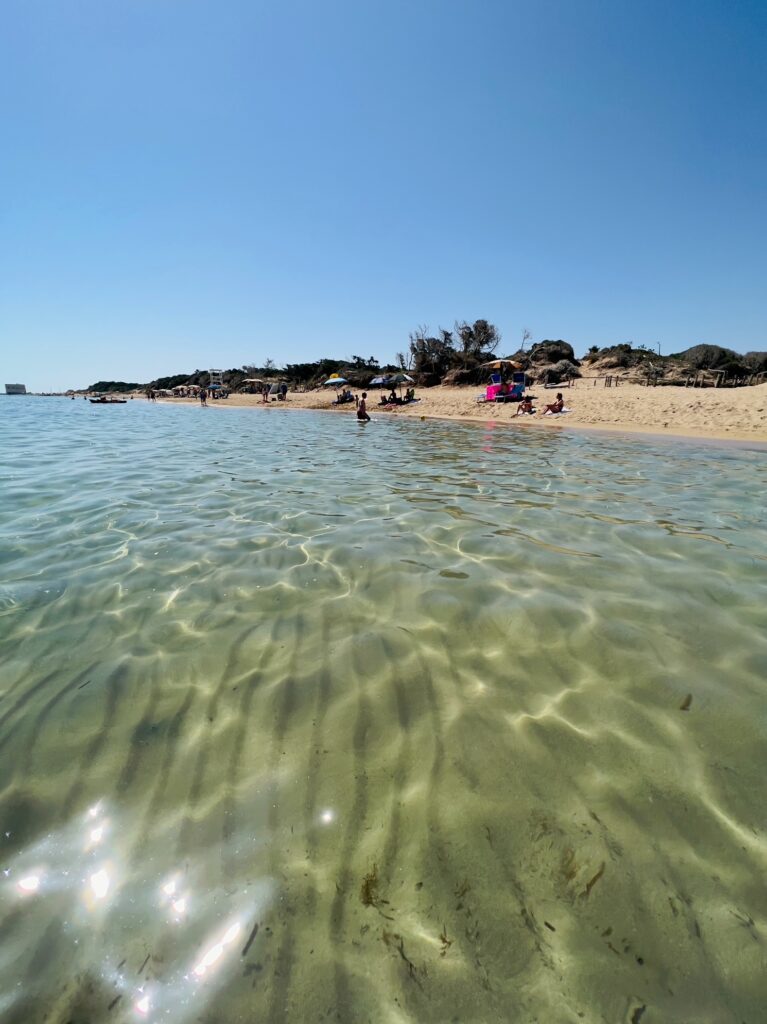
[528,340,579,366]
[533,359,582,385]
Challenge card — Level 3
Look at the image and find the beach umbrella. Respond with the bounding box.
[481,359,522,371]
[383,373,414,397]
[241,378,264,384]
[322,377,347,387]
[207,383,222,390]
[369,376,388,386]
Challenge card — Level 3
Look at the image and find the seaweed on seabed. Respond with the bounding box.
[360,864,379,907]
[582,862,605,898]
[360,863,394,920]
[382,930,425,988]
[560,847,578,882]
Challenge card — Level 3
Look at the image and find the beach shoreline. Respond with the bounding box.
[159,380,767,445]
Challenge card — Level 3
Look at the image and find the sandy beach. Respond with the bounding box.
[167,379,767,443]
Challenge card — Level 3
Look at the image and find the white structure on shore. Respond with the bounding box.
[208,369,223,386]
[5,384,27,395]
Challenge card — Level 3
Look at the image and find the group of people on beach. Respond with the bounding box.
[357,387,561,424]
[192,381,565,422]
[356,391,561,423]
[379,386,416,406]
[198,388,230,404]
[333,388,357,406]
[515,392,566,416]
[261,382,288,403]
[327,383,418,423]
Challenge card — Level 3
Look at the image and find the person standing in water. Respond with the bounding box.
[357,392,371,422]
[200,387,207,406]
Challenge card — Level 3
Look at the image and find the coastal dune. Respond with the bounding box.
[171,381,767,443]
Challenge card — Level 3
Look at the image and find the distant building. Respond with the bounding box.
[5,384,27,395]
[208,369,224,386]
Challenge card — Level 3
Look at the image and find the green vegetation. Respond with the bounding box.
[671,344,767,377]
[87,380,141,393]
[744,351,767,372]
[84,330,765,393]
[403,319,502,384]
[578,342,767,385]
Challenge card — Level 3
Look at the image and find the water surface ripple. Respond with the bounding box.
[1,398,766,1022]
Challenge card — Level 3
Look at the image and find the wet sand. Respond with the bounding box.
[164,381,767,443]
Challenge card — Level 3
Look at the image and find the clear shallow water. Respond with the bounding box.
[1,397,766,1024]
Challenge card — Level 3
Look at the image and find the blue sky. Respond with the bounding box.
[2,0,765,390]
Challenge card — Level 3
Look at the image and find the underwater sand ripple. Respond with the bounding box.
[0,400,766,1022]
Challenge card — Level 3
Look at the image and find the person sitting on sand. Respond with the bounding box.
[357,392,371,422]
[516,395,535,415]
[542,392,564,415]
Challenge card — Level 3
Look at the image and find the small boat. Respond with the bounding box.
[89,396,127,404]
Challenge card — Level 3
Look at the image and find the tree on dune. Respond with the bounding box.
[407,325,455,381]
[454,319,501,369]
[405,319,502,383]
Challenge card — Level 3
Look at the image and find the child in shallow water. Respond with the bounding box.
[357,392,371,422]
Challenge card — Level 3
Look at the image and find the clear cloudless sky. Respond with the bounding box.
[1,0,765,390]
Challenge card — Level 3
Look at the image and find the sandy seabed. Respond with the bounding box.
[166,380,767,443]
[6,396,764,1022]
